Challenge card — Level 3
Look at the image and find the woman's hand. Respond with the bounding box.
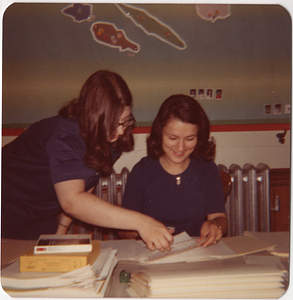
[118,224,175,251]
[136,215,175,252]
[196,220,222,247]
[197,213,227,247]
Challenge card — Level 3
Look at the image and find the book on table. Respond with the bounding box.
[34,234,92,254]
[20,236,98,273]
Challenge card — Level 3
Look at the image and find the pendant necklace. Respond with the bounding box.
[175,175,182,185]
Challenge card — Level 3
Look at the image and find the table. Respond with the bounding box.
[1,232,290,298]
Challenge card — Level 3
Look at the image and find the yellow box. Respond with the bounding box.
[20,240,100,272]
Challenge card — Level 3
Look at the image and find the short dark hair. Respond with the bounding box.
[59,70,134,175]
[147,94,215,161]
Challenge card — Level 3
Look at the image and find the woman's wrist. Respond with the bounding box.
[58,222,70,229]
[210,219,221,229]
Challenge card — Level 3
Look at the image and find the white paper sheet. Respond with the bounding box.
[1,248,116,290]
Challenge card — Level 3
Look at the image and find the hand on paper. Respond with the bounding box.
[137,216,174,252]
[196,213,227,247]
[197,221,222,247]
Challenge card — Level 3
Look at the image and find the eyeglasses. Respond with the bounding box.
[117,114,136,128]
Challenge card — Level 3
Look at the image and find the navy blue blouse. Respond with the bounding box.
[122,156,226,237]
[2,116,119,223]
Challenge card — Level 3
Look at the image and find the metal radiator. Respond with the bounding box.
[69,163,270,239]
[220,163,270,237]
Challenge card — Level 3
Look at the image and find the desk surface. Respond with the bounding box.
[1,232,290,298]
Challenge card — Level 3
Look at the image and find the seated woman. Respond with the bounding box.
[119,94,228,247]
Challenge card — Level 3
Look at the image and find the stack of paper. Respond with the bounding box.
[2,248,117,298]
[243,231,289,258]
[133,232,277,265]
[126,256,288,298]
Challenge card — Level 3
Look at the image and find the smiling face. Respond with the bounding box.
[160,117,198,172]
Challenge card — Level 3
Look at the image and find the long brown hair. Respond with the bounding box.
[147,94,215,161]
[59,70,134,175]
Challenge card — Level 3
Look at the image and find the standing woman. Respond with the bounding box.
[119,94,228,247]
[1,70,173,251]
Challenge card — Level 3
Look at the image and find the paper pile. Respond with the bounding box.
[243,231,290,258]
[126,256,288,298]
[122,232,287,298]
[2,248,117,298]
[134,231,277,265]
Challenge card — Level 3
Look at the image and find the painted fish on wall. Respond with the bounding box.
[196,4,231,23]
[91,22,140,53]
[116,4,186,50]
[62,3,94,23]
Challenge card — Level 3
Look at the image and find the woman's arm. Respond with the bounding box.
[197,212,228,247]
[55,212,73,235]
[55,186,95,235]
[118,162,145,240]
[54,179,173,251]
[118,230,140,240]
[196,162,228,247]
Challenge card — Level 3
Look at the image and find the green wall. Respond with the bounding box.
[2,3,291,127]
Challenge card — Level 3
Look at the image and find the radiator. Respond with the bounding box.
[69,164,270,239]
[220,163,270,237]
[68,167,129,240]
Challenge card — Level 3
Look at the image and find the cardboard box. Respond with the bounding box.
[34,234,92,254]
[20,240,100,272]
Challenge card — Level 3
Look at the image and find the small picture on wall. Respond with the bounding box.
[206,89,213,99]
[189,89,196,98]
[284,104,290,114]
[263,104,272,115]
[198,89,205,99]
[273,103,282,115]
[215,89,223,100]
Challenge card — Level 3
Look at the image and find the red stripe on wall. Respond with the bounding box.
[133,127,152,134]
[2,123,290,136]
[132,123,290,134]
[210,123,291,132]
[2,128,26,136]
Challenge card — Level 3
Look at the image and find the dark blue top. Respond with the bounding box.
[2,115,120,224]
[122,156,226,237]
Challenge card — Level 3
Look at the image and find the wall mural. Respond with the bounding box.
[116,4,186,51]
[61,3,94,23]
[62,3,230,54]
[62,3,228,111]
[196,4,231,23]
[91,22,140,53]
[2,3,291,127]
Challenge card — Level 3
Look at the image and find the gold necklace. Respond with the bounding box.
[159,157,185,185]
[176,175,181,185]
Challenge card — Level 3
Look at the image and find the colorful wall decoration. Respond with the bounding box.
[196,4,231,23]
[116,4,186,50]
[2,3,291,128]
